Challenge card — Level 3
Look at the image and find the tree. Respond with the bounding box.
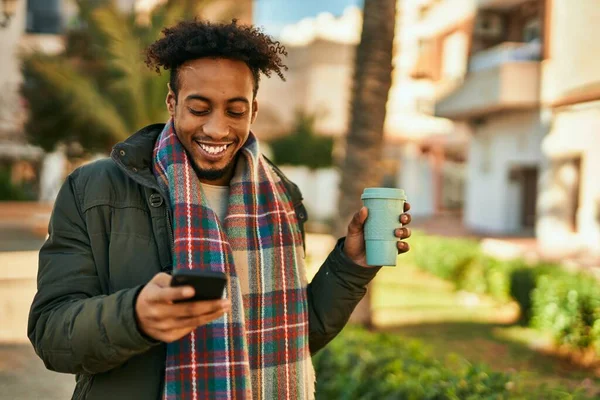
[21,0,212,153]
[269,111,334,170]
[336,0,397,325]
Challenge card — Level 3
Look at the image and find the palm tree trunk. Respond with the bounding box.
[337,0,397,326]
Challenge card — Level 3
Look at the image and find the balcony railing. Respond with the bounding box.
[477,0,536,11]
[435,42,542,119]
[469,41,542,73]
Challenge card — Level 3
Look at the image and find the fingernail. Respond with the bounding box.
[182,287,194,297]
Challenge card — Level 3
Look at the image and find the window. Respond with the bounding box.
[523,18,541,43]
[26,0,63,34]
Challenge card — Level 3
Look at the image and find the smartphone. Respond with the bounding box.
[170,269,228,302]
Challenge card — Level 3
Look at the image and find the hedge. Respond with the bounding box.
[406,232,600,355]
[313,327,592,399]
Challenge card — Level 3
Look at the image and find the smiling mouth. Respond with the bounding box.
[193,141,236,162]
[196,142,232,155]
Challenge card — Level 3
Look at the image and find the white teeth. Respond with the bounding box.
[199,144,228,154]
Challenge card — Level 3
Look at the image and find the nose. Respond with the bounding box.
[202,114,229,141]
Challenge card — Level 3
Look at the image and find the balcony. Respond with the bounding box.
[477,0,534,10]
[435,42,541,119]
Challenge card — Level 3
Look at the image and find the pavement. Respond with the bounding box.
[0,344,75,400]
[0,202,74,399]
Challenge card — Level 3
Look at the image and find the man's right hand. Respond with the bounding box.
[135,272,231,343]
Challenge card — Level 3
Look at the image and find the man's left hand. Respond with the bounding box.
[343,202,412,268]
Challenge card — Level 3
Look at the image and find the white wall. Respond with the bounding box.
[465,111,545,234]
[544,0,600,101]
[538,101,600,255]
[279,166,340,222]
[0,0,27,133]
[398,144,434,217]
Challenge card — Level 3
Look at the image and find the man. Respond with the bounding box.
[28,20,411,400]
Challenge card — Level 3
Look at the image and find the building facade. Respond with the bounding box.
[432,0,546,235]
[421,0,600,256]
[0,0,66,162]
[256,0,469,219]
[537,0,600,257]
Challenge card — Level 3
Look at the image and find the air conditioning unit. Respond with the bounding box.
[474,14,505,38]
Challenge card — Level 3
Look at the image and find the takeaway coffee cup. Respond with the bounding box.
[361,187,407,267]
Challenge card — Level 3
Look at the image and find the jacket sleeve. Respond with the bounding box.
[27,172,158,375]
[307,238,381,354]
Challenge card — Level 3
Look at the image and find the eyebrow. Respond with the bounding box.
[185,95,250,105]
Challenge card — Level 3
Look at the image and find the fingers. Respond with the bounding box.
[404,202,411,212]
[167,307,229,330]
[400,213,411,225]
[170,299,231,319]
[151,272,173,288]
[347,207,368,235]
[394,227,411,239]
[394,227,411,254]
[150,300,231,331]
[148,285,195,304]
[397,241,410,253]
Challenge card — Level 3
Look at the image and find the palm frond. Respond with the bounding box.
[92,5,151,128]
[28,55,130,141]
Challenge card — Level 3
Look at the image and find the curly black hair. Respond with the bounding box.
[145,19,287,100]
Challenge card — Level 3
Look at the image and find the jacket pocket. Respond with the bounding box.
[72,374,94,400]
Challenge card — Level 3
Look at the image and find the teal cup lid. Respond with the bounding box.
[361,187,407,200]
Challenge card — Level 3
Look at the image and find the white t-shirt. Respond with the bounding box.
[199,183,229,222]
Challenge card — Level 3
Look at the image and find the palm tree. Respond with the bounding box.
[21,0,212,153]
[337,0,398,325]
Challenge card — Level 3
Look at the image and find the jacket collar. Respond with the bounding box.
[111,123,165,191]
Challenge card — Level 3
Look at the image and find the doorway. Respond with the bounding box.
[520,167,538,229]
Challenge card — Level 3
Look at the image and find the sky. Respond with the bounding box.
[254,0,362,36]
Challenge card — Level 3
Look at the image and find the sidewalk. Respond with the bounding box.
[0,344,74,399]
[0,202,73,399]
[0,202,50,252]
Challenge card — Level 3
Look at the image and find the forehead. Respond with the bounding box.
[177,58,254,97]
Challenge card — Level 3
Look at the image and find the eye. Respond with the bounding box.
[227,110,246,118]
[188,108,209,116]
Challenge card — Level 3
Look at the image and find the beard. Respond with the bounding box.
[189,151,237,183]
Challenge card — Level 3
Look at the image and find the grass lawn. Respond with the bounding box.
[370,264,600,397]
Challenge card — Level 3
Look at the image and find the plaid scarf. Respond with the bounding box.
[152,121,315,399]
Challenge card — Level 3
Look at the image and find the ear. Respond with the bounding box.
[251,99,259,124]
[166,83,176,117]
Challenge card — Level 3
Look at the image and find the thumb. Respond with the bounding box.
[151,272,172,288]
[347,207,368,235]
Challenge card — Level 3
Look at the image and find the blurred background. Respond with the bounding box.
[1,0,599,398]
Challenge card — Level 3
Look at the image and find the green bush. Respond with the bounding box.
[452,256,517,302]
[314,327,592,399]
[0,167,35,201]
[509,266,537,325]
[532,272,600,351]
[314,327,513,399]
[409,233,514,303]
[410,234,480,281]
[409,232,600,355]
[270,112,334,169]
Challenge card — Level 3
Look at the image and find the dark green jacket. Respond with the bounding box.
[28,124,380,400]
